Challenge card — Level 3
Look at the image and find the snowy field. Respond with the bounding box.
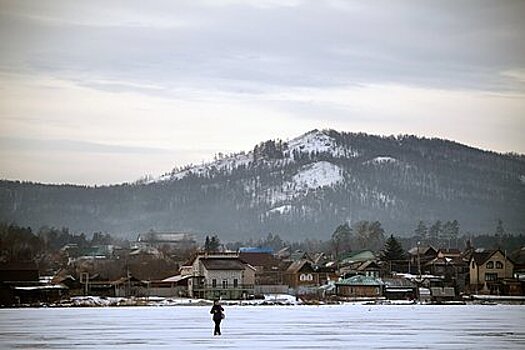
[1,304,524,349]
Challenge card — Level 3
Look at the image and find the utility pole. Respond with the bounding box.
[417,241,421,280]
[417,241,421,304]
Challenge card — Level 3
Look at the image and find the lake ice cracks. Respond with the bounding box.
[1,304,524,349]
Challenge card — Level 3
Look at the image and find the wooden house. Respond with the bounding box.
[335,275,384,299]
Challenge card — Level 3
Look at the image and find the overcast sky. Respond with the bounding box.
[0,0,524,185]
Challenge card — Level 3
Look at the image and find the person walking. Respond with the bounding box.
[210,299,224,336]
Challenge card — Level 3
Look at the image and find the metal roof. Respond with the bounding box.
[336,275,383,286]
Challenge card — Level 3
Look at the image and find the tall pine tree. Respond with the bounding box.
[380,234,406,262]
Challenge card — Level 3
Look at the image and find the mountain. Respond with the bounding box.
[1,129,524,241]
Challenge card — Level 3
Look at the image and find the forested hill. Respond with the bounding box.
[1,129,524,241]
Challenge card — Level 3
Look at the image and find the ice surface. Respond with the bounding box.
[1,304,524,349]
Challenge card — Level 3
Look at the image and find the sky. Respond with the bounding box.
[0,0,524,185]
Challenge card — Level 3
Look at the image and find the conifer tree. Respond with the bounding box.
[380,234,406,262]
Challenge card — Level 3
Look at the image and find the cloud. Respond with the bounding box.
[0,137,174,155]
[0,0,524,184]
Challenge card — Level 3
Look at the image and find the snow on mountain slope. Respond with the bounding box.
[292,161,344,191]
[364,156,398,165]
[157,152,253,181]
[154,129,354,183]
[264,161,345,208]
[285,129,358,159]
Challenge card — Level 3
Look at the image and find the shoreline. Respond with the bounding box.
[2,294,524,309]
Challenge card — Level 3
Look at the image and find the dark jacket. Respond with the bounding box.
[210,304,224,321]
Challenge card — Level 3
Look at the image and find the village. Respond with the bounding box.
[1,229,524,307]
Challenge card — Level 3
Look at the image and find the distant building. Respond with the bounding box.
[335,275,384,299]
[383,277,417,300]
[469,249,515,295]
[283,260,337,294]
[136,231,196,250]
[185,252,255,300]
[0,262,68,305]
[239,251,287,294]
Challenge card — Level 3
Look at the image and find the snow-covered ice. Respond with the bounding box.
[0,304,524,349]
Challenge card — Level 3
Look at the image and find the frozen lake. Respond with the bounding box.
[1,304,524,349]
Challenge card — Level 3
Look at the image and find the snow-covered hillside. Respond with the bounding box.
[264,161,344,214]
[155,129,353,183]
[292,161,344,191]
[285,129,359,159]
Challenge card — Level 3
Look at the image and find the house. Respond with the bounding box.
[284,260,337,296]
[135,231,196,251]
[112,276,148,297]
[510,246,525,281]
[408,245,438,274]
[239,251,287,294]
[335,275,384,299]
[147,275,192,297]
[0,262,43,305]
[383,277,417,300]
[340,260,382,279]
[469,249,515,295]
[424,256,456,278]
[288,250,314,263]
[187,253,255,300]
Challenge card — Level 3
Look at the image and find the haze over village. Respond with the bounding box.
[0,1,525,349]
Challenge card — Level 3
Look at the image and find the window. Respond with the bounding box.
[495,261,503,269]
[486,261,494,269]
[471,261,475,269]
[233,279,238,288]
[222,280,228,289]
[300,274,306,281]
[307,274,313,281]
[212,279,217,288]
[485,273,498,281]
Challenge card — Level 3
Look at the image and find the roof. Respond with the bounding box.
[511,247,525,266]
[286,260,311,274]
[340,250,376,264]
[356,260,381,271]
[408,245,437,256]
[289,251,313,262]
[200,257,246,271]
[425,256,454,266]
[0,262,39,282]
[382,278,416,288]
[137,231,195,243]
[470,249,515,266]
[336,275,383,286]
[239,252,280,268]
[239,247,274,254]
[161,275,192,283]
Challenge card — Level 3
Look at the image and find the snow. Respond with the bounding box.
[365,156,397,164]
[1,304,524,349]
[286,129,358,159]
[152,130,357,183]
[157,152,253,182]
[267,204,293,215]
[520,175,525,184]
[261,161,344,206]
[292,161,344,191]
